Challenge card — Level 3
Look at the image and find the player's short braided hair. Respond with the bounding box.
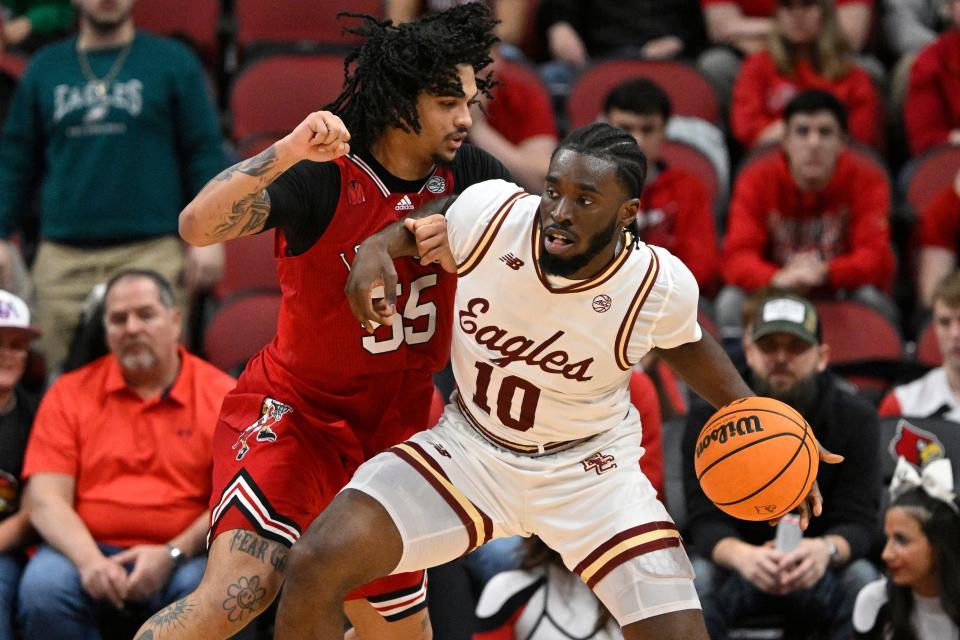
[553,123,648,247]
[325,4,498,152]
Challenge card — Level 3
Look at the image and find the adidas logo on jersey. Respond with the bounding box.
[395,195,415,211]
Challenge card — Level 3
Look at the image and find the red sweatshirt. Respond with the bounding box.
[905,29,960,155]
[722,149,894,292]
[638,165,722,296]
[919,183,960,251]
[731,50,882,149]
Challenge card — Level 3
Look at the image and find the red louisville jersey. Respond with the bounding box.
[232,155,457,429]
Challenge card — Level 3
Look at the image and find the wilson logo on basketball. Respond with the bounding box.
[695,415,764,458]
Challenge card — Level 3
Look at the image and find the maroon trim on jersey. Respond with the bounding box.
[531,222,636,294]
[573,521,682,589]
[457,191,528,277]
[614,247,660,370]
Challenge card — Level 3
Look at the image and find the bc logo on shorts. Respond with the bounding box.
[232,398,293,461]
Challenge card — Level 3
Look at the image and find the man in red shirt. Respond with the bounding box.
[905,0,960,155]
[603,78,721,297]
[134,5,510,640]
[717,90,896,336]
[19,270,236,639]
[468,46,558,193]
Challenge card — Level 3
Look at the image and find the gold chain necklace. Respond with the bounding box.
[76,39,133,98]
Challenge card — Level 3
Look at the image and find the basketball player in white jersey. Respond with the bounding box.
[275,123,841,639]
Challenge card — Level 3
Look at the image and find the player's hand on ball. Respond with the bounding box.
[346,239,399,333]
[281,111,351,163]
[773,441,844,530]
[403,215,456,272]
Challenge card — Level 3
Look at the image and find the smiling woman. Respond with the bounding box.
[852,459,960,640]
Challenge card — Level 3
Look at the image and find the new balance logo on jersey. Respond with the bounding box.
[432,442,451,458]
[499,253,524,270]
[582,452,617,475]
[232,398,293,461]
[395,195,415,211]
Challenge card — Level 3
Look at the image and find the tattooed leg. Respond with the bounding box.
[132,530,287,640]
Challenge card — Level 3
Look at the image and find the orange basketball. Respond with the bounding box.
[694,396,819,521]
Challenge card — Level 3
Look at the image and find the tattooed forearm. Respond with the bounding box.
[222,575,268,623]
[210,189,271,239]
[214,146,278,182]
[137,597,197,638]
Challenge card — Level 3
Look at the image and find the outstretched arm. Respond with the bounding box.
[179,111,351,246]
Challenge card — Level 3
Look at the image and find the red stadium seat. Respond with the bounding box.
[916,321,942,367]
[230,54,346,145]
[814,301,904,395]
[567,59,721,128]
[133,0,221,67]
[235,0,382,56]
[903,145,960,215]
[204,292,281,373]
[216,231,280,300]
[662,140,721,206]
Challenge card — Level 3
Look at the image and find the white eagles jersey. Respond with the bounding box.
[446,179,702,451]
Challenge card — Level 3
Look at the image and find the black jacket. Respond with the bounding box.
[682,370,881,560]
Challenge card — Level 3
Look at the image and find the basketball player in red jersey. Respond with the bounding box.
[133,5,508,639]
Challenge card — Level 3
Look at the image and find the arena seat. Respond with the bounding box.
[567,59,721,128]
[216,231,280,300]
[815,301,904,398]
[878,417,960,484]
[204,292,281,374]
[133,0,221,68]
[235,0,382,58]
[902,144,960,216]
[662,140,721,210]
[230,54,346,145]
[916,321,942,367]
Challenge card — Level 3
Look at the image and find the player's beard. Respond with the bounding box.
[753,372,819,416]
[538,217,619,278]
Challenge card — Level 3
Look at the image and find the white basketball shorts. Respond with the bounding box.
[343,402,700,626]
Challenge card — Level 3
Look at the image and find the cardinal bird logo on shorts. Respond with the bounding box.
[889,419,945,467]
[232,398,293,461]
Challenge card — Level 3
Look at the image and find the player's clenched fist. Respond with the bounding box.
[403,215,456,272]
[279,111,351,163]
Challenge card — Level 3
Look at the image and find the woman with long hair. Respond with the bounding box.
[853,458,960,639]
[730,0,881,149]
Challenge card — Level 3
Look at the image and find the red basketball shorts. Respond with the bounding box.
[208,391,429,619]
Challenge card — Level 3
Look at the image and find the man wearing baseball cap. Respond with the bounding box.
[682,290,882,640]
[0,289,41,640]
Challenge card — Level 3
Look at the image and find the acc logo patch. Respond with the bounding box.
[232,398,293,461]
[425,176,446,194]
[592,294,612,313]
[889,418,946,467]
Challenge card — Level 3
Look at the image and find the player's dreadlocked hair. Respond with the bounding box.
[324,4,498,152]
[552,123,648,248]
